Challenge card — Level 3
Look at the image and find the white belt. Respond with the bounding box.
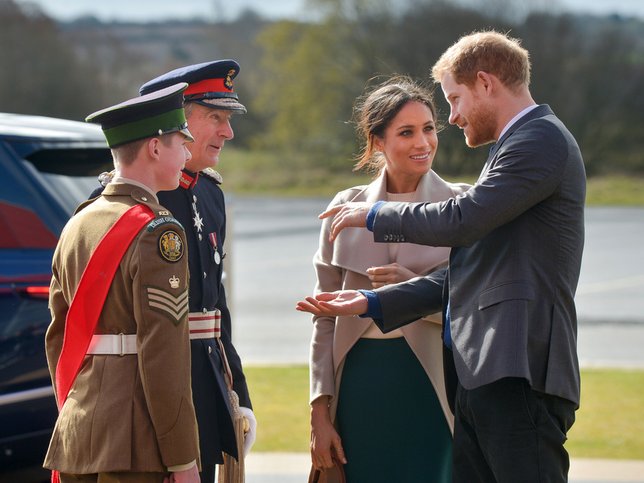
[87,333,137,356]
[86,309,221,356]
[189,310,221,340]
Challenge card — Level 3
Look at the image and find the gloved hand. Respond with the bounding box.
[239,407,257,457]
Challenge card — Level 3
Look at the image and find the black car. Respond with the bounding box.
[0,113,111,480]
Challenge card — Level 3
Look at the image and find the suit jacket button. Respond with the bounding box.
[208,346,212,354]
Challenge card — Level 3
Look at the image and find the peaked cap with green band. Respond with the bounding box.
[86,82,194,148]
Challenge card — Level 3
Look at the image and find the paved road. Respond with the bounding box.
[228,198,644,367]
[243,453,644,483]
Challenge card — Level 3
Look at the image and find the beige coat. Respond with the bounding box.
[44,182,199,474]
[309,170,470,433]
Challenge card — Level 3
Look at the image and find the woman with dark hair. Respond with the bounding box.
[308,75,469,482]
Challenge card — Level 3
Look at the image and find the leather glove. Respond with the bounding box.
[239,407,257,457]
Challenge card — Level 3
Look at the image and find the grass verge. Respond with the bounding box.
[567,368,644,459]
[245,365,644,459]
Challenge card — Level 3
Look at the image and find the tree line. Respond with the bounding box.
[2,0,643,177]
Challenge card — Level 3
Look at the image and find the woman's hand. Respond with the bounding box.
[367,263,418,288]
[310,398,347,469]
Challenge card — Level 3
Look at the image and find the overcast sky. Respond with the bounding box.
[15,0,644,22]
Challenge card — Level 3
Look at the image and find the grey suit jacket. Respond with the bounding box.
[372,105,585,406]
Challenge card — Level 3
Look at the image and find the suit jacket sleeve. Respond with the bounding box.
[373,268,446,333]
[373,119,570,247]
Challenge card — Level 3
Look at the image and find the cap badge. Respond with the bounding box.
[225,69,236,90]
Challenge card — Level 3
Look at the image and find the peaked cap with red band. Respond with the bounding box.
[139,59,246,113]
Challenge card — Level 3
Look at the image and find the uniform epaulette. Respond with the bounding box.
[200,168,223,184]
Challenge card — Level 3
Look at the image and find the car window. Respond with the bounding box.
[38,171,101,214]
[23,147,112,214]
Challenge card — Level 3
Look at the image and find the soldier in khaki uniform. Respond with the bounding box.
[44,83,200,483]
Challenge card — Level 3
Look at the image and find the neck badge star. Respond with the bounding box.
[193,211,204,232]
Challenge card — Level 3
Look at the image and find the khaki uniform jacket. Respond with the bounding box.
[309,170,470,433]
[44,182,199,474]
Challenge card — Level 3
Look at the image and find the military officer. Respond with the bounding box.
[138,60,255,483]
[45,84,200,483]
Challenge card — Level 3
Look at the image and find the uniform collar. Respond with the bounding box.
[111,175,158,203]
[179,169,199,189]
[497,104,539,141]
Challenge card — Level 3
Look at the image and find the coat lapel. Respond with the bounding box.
[331,173,390,275]
[331,171,454,276]
[479,104,552,181]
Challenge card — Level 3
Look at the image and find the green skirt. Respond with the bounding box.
[336,337,452,483]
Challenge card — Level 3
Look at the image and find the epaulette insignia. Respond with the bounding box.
[201,168,223,184]
[158,230,184,262]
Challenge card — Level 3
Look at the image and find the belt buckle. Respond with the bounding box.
[118,333,125,357]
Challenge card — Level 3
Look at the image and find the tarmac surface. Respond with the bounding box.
[226,199,644,483]
[243,453,644,482]
[229,200,644,367]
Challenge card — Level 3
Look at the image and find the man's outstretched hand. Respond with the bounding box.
[319,202,374,241]
[296,290,368,317]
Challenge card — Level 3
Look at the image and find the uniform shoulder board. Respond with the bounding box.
[201,167,223,184]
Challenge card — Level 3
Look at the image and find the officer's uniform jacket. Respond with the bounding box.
[44,182,199,474]
[158,168,251,464]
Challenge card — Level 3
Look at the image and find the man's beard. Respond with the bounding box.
[464,102,497,148]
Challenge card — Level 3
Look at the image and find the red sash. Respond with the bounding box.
[52,204,154,483]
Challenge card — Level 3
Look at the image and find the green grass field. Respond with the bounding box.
[245,365,644,460]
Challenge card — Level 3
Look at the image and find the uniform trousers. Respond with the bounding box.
[200,464,216,483]
[453,377,576,483]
